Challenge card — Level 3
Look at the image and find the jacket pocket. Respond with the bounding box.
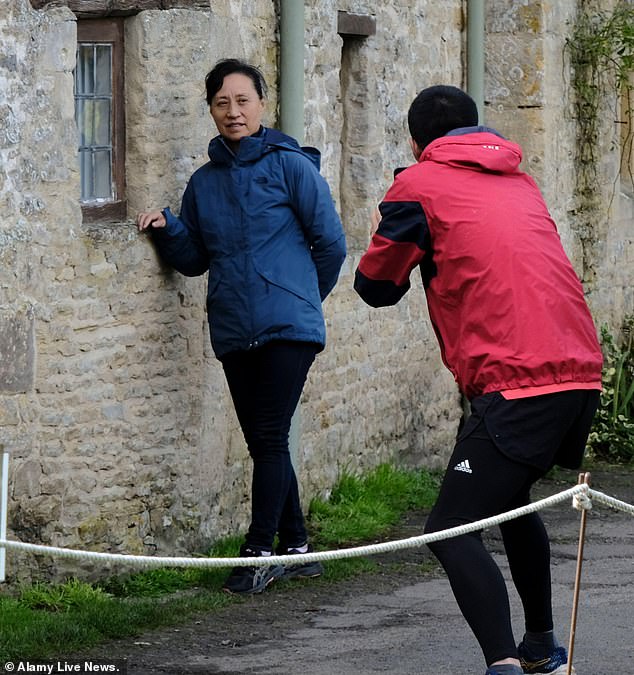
[254,262,322,311]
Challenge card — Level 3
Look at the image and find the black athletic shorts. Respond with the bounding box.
[458,389,600,471]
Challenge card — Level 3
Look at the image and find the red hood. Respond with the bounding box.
[421,132,523,174]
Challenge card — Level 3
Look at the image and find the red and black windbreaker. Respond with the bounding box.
[354,130,603,399]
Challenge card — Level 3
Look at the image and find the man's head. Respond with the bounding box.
[407,85,478,158]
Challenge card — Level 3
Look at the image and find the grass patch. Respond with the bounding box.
[0,587,231,661]
[19,577,111,612]
[0,463,439,661]
[309,463,441,545]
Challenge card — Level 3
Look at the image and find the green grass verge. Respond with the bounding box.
[0,463,440,661]
[309,463,440,545]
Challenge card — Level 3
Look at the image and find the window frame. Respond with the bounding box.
[75,18,126,222]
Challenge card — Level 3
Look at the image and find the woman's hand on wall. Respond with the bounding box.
[136,210,166,231]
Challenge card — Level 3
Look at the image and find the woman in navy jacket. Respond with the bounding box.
[137,59,346,595]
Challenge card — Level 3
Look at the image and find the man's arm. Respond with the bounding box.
[354,197,429,307]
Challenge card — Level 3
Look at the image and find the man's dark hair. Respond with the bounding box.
[407,85,478,150]
[205,59,268,104]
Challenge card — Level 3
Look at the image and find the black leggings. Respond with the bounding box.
[424,389,598,665]
[221,340,318,551]
[425,435,549,664]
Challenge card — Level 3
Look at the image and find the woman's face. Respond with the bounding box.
[210,73,265,146]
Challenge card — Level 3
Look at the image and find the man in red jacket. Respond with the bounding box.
[354,85,602,675]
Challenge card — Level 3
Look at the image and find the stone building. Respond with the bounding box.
[0,0,632,582]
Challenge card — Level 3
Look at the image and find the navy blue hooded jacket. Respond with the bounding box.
[151,127,346,358]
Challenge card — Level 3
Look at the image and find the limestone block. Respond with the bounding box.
[0,397,20,425]
[487,1,543,34]
[0,305,35,394]
[12,459,42,498]
[14,494,63,533]
[486,33,545,107]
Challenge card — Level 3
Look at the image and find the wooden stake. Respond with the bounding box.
[567,471,591,675]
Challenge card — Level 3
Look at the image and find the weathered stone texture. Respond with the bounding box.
[301,0,464,487]
[0,305,35,393]
[0,0,632,583]
[485,0,633,333]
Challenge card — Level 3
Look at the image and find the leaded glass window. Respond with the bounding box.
[75,42,113,201]
[74,19,125,221]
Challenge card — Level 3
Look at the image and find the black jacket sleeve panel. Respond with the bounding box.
[353,269,410,307]
[376,200,429,247]
[354,199,429,307]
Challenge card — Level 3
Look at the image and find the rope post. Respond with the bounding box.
[567,471,591,675]
[0,450,9,583]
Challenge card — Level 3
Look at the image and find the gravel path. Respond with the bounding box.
[77,466,634,675]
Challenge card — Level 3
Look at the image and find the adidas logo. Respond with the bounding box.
[453,459,473,474]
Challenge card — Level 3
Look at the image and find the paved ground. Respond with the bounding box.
[78,466,633,675]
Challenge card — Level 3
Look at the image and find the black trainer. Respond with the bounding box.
[517,641,575,674]
[276,543,324,580]
[222,544,285,595]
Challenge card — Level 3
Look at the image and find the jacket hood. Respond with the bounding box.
[421,128,522,174]
[207,127,322,171]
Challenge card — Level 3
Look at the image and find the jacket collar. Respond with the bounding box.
[207,127,321,170]
[445,125,506,140]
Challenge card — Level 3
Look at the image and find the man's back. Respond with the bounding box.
[355,129,603,399]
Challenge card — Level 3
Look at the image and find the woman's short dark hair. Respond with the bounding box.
[407,85,478,150]
[205,58,268,104]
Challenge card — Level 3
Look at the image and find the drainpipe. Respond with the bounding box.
[279,0,305,143]
[467,0,485,124]
[462,0,486,423]
[279,1,305,466]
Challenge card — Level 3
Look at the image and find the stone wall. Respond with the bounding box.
[0,0,631,583]
[484,0,634,331]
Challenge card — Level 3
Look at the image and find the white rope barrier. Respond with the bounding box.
[585,489,634,516]
[0,482,631,571]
